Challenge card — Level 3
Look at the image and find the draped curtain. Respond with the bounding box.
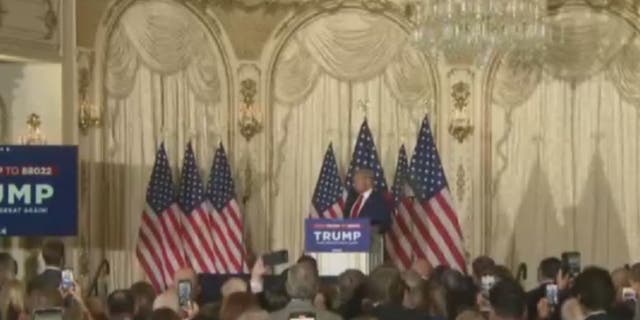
[270,10,436,258]
[488,11,640,288]
[95,0,228,288]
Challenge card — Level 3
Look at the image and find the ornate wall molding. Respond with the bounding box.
[0,0,61,61]
[94,0,237,146]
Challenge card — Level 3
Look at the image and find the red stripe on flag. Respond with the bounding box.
[163,207,186,266]
[386,228,411,269]
[395,200,425,260]
[435,192,464,239]
[224,205,246,270]
[405,199,449,266]
[421,200,466,270]
[183,211,218,273]
[136,247,164,292]
[210,213,241,272]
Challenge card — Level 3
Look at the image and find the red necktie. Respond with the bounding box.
[351,195,364,218]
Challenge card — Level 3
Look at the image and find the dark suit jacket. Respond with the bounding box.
[345,190,391,232]
[585,312,618,320]
[371,304,427,320]
[28,268,61,293]
[526,283,548,320]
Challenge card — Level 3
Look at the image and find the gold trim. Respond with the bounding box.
[448,81,474,143]
[238,79,263,141]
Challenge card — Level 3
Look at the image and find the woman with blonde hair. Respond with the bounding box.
[0,279,27,320]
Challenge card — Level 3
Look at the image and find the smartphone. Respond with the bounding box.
[33,308,64,320]
[61,269,74,290]
[622,287,637,302]
[177,280,192,308]
[546,284,559,306]
[561,252,581,278]
[288,312,316,320]
[263,250,289,266]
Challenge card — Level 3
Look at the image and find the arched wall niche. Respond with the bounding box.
[94,0,237,147]
[84,0,238,288]
[261,0,441,257]
[482,1,640,287]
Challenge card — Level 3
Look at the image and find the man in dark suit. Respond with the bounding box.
[527,257,561,320]
[345,169,391,231]
[28,239,65,293]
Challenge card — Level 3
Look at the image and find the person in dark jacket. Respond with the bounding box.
[28,239,65,293]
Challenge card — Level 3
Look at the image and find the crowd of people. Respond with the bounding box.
[1,239,639,320]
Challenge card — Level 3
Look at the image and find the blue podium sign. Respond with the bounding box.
[0,145,78,236]
[305,218,371,253]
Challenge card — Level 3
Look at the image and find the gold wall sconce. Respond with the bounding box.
[448,81,474,143]
[19,113,47,145]
[78,66,101,135]
[238,79,262,141]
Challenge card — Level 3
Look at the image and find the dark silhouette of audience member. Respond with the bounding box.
[629,263,640,320]
[363,266,424,320]
[488,278,527,320]
[335,269,366,319]
[130,281,156,320]
[149,308,181,320]
[527,257,561,320]
[28,239,65,293]
[571,267,616,320]
[108,289,136,320]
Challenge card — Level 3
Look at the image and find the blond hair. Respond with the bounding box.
[0,279,25,320]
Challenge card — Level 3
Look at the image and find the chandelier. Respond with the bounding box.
[412,0,549,65]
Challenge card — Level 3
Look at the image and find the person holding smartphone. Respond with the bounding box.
[29,239,65,293]
[527,257,561,320]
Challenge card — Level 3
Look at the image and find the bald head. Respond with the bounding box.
[412,259,433,279]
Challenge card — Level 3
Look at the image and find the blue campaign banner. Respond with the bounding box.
[0,145,78,236]
[305,218,371,253]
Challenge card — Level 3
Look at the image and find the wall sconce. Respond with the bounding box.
[19,113,47,145]
[78,67,101,135]
[238,79,262,141]
[448,81,474,143]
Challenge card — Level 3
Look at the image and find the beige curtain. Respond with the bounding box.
[489,70,640,289]
[270,10,436,258]
[92,0,228,289]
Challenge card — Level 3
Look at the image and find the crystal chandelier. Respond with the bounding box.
[412,0,549,65]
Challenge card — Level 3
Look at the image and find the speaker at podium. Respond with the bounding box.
[305,218,385,275]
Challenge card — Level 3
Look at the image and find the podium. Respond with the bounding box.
[305,218,384,276]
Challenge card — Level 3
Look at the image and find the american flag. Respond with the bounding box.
[178,142,217,273]
[346,119,389,193]
[136,144,186,292]
[206,143,248,274]
[409,116,466,272]
[310,144,345,219]
[385,145,417,270]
